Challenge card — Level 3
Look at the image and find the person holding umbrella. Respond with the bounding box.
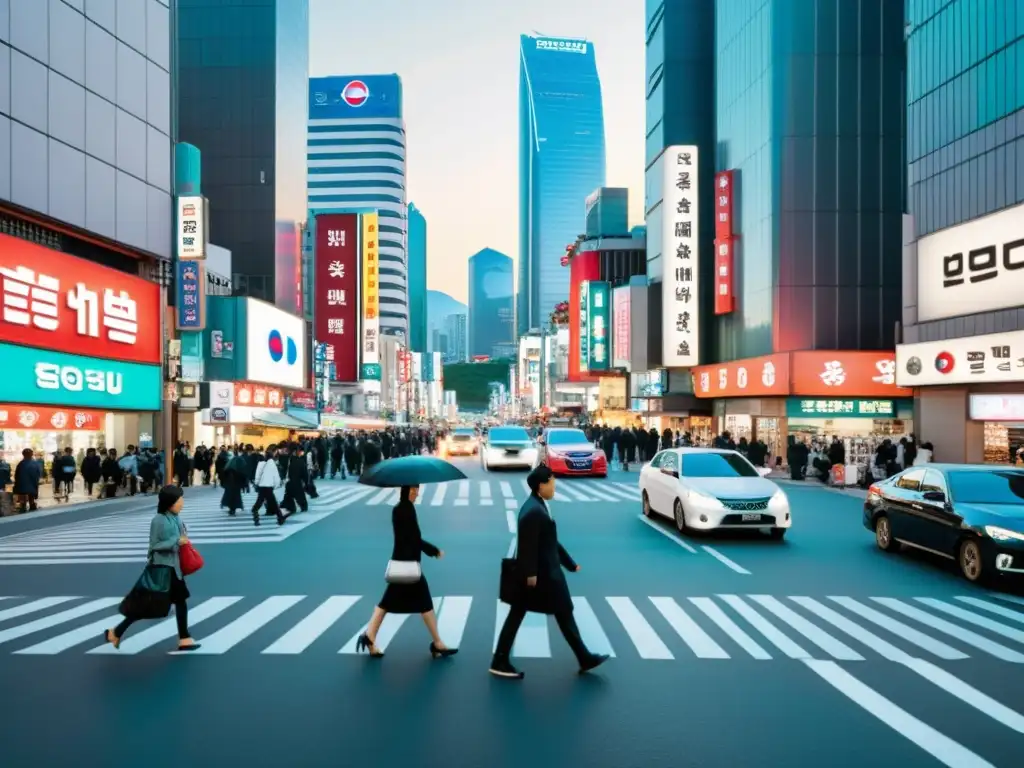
[355,457,463,659]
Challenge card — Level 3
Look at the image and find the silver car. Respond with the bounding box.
[481,425,539,471]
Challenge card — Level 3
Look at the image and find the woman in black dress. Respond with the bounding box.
[356,485,458,659]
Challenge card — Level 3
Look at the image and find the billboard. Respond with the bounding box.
[661,145,700,367]
[314,214,359,382]
[612,285,630,369]
[587,281,610,372]
[361,213,380,368]
[578,280,590,372]
[245,299,306,389]
[896,330,1024,386]
[308,75,403,120]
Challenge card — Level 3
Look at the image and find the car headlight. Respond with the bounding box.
[592,451,604,460]
[769,489,788,506]
[984,526,1024,543]
[687,487,723,508]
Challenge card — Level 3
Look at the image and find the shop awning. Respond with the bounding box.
[251,411,311,429]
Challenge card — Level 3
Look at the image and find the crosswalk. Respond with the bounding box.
[359,479,640,507]
[0,485,374,566]
[3,591,1024,663]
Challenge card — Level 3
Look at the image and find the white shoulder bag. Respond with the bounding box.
[384,560,422,584]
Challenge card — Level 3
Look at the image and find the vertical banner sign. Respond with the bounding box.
[175,259,206,330]
[314,214,359,382]
[361,213,380,369]
[662,145,700,366]
[587,281,610,371]
[714,170,736,315]
[176,196,208,259]
[612,285,631,369]
[579,280,590,372]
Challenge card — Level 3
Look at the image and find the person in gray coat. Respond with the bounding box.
[490,464,609,680]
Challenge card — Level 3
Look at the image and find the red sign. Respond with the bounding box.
[397,350,412,383]
[342,80,369,107]
[0,404,104,431]
[789,351,912,397]
[692,354,790,398]
[314,214,359,382]
[0,233,161,364]
[234,383,283,408]
[288,390,317,409]
[715,171,734,239]
[714,238,735,315]
[613,287,630,366]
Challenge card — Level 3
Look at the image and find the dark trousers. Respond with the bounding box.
[494,605,590,664]
[282,481,308,513]
[115,600,189,640]
[252,487,282,517]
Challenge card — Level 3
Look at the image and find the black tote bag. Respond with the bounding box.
[499,551,523,606]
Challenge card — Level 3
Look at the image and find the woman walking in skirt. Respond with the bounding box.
[356,485,458,659]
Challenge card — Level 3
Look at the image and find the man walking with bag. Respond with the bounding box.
[490,464,609,680]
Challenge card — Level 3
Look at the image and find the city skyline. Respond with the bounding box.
[308,0,645,304]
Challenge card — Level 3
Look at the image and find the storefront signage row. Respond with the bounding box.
[786,398,896,418]
[692,351,911,398]
[0,404,105,431]
[896,329,1024,386]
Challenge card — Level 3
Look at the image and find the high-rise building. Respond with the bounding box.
[307,74,408,340]
[177,0,310,309]
[468,248,514,358]
[443,313,468,364]
[407,203,427,352]
[517,35,605,336]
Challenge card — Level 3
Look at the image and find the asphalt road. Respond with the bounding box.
[1,458,1023,768]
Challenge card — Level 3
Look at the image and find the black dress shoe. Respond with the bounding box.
[578,654,610,674]
[488,657,524,679]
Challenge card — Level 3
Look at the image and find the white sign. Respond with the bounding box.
[896,329,1024,386]
[917,202,1024,322]
[208,381,234,408]
[536,39,587,54]
[969,395,1024,422]
[661,145,700,367]
[176,196,207,259]
[35,363,122,394]
[245,299,306,389]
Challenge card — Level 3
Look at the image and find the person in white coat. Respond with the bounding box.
[913,441,934,466]
[252,447,285,527]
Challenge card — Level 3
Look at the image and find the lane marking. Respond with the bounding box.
[0,597,121,645]
[649,597,729,658]
[915,597,1024,643]
[430,483,447,506]
[827,597,967,660]
[636,514,697,553]
[717,594,810,659]
[789,596,911,661]
[747,595,862,660]
[506,537,517,558]
[88,597,243,656]
[262,596,361,655]
[367,488,393,505]
[505,509,517,534]
[455,480,470,506]
[572,596,615,657]
[688,597,771,659]
[494,601,550,657]
[0,596,78,622]
[340,612,411,654]
[435,596,472,649]
[178,596,305,655]
[955,596,1024,625]
[701,546,751,575]
[499,481,514,499]
[605,596,673,659]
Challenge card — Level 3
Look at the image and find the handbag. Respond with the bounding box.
[384,559,422,584]
[119,562,173,619]
[499,538,524,605]
[179,542,204,575]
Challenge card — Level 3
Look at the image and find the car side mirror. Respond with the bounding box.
[922,490,946,503]
[661,467,679,479]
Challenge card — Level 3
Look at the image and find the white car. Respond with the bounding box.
[481,425,539,471]
[639,448,791,539]
[446,428,479,456]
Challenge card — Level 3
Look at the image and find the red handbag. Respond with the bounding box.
[179,542,204,576]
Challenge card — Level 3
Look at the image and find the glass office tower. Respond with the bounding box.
[517,35,606,336]
[407,203,427,352]
[468,248,514,358]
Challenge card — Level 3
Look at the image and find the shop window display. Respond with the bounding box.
[983,423,1024,465]
[788,418,913,483]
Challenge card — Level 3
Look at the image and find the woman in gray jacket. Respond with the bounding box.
[102,485,200,651]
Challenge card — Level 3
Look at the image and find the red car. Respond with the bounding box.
[540,428,608,477]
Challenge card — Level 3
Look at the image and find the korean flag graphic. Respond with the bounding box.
[268,330,298,366]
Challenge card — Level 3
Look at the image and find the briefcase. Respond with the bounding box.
[499,557,523,605]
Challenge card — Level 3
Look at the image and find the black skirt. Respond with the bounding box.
[378,574,433,614]
[169,569,191,602]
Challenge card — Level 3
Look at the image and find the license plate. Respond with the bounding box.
[505,449,520,456]
[741,513,761,522]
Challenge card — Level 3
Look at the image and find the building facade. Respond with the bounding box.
[897,0,1024,464]
[307,74,408,340]
[468,248,514,359]
[517,34,605,336]
[407,202,427,352]
[443,312,468,364]
[177,0,309,309]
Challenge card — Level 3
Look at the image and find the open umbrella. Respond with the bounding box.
[358,456,467,488]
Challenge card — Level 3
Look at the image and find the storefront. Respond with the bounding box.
[0,235,163,465]
[285,390,321,436]
[200,381,307,446]
[693,351,913,472]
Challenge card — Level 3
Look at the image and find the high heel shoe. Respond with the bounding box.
[356,633,384,657]
[430,642,458,659]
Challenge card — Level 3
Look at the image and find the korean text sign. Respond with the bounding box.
[175,259,206,331]
[713,169,736,316]
[362,213,380,368]
[662,146,700,366]
[579,280,590,371]
[896,330,1024,386]
[0,233,161,365]
[612,286,630,368]
[789,351,911,397]
[314,214,358,382]
[0,404,105,431]
[587,281,610,371]
[692,354,790,398]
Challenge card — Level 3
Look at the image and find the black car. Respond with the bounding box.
[863,464,1024,583]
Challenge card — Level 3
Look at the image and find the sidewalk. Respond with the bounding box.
[0,483,219,525]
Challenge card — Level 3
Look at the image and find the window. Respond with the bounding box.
[660,452,678,472]
[547,429,589,446]
[896,469,927,492]
[678,452,758,478]
[921,470,948,497]
[948,470,1024,504]
[489,427,530,443]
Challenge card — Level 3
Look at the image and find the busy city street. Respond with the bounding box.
[0,458,1021,767]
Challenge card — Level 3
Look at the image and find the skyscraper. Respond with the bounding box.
[468,249,514,358]
[177,0,310,308]
[407,203,428,352]
[517,35,606,336]
[307,75,408,340]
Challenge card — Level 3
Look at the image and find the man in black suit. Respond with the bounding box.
[490,465,609,680]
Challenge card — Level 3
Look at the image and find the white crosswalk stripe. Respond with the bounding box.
[0,486,373,566]
[5,592,1024,670]
[360,478,639,507]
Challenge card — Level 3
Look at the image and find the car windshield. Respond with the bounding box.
[948,470,1024,504]
[548,430,588,445]
[680,452,759,478]
[489,427,529,442]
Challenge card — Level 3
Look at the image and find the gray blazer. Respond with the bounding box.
[148,512,184,578]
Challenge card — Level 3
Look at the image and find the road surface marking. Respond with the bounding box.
[915,597,1024,643]
[262,596,361,655]
[636,514,698,553]
[455,480,470,506]
[506,537,517,558]
[0,596,78,622]
[789,597,910,661]
[368,488,393,505]
[717,595,810,659]
[748,595,863,661]
[504,499,517,509]
[499,482,514,499]
[990,592,1024,608]
[572,597,615,657]
[592,483,637,501]
[872,597,1024,662]
[649,597,729,658]
[0,597,121,646]
[15,613,122,655]
[605,596,673,659]
[84,597,243,655]
[687,597,771,659]
[479,482,493,506]
[430,483,447,506]
[902,656,1024,734]
[340,612,411,654]
[701,546,751,575]
[955,596,1024,624]
[494,601,550,657]
[178,596,305,655]
[803,659,995,768]
[827,597,968,660]
[435,596,472,649]
[505,509,517,533]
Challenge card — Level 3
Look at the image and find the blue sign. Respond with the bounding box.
[361,363,382,381]
[0,343,162,411]
[308,75,403,120]
[175,259,205,330]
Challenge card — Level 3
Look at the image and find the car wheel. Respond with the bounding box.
[673,498,687,533]
[874,515,899,552]
[959,538,986,583]
[769,528,786,541]
[642,491,653,517]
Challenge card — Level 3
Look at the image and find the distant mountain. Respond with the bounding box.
[427,290,467,330]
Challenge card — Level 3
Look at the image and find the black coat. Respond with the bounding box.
[379,500,438,614]
[512,495,576,615]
